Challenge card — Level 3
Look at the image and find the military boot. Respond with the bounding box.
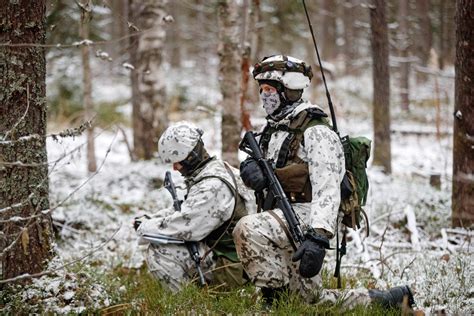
[260,285,289,307]
[369,285,415,309]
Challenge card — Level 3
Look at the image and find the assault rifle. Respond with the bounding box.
[239,131,305,246]
[164,171,207,287]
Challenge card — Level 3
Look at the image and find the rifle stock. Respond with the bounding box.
[164,171,207,286]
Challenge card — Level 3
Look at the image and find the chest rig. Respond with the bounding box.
[185,160,247,262]
[259,107,330,208]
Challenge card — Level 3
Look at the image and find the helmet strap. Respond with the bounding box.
[284,88,303,103]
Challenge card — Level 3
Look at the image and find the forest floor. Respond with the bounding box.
[1,67,472,315]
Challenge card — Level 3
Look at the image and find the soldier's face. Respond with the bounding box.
[173,162,183,172]
[259,83,277,94]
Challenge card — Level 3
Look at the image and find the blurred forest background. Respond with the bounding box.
[1,0,472,314]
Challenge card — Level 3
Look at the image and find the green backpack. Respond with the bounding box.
[339,135,371,234]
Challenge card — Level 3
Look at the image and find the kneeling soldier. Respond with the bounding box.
[135,122,256,291]
[235,55,415,309]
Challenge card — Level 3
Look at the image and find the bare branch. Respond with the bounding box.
[0,131,117,257]
[0,224,121,284]
[0,26,157,49]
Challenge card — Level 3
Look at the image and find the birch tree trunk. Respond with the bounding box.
[79,0,97,172]
[130,0,168,160]
[399,0,410,112]
[0,0,53,280]
[218,0,242,167]
[370,0,392,173]
[452,0,474,227]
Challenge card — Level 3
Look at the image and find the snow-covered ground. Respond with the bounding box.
[2,66,472,314]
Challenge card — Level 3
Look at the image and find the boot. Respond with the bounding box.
[260,285,289,306]
[369,285,415,309]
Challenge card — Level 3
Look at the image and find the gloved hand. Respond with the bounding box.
[240,157,268,191]
[133,214,150,231]
[292,232,330,278]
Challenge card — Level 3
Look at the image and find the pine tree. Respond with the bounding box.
[0,0,53,280]
[370,0,392,173]
[452,0,474,227]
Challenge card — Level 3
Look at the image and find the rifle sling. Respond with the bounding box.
[192,163,240,261]
[267,209,298,252]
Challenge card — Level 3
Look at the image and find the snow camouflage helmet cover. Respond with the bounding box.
[158,122,204,163]
[253,55,313,90]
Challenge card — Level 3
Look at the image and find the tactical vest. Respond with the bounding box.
[260,107,370,233]
[185,160,248,288]
[259,107,330,206]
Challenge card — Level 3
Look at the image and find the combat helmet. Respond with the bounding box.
[158,122,204,164]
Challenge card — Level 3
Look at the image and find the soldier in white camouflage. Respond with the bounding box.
[235,55,415,309]
[135,122,256,292]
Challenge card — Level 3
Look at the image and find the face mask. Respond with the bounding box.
[260,91,281,115]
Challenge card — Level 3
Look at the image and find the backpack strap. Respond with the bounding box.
[188,167,240,260]
[275,108,330,167]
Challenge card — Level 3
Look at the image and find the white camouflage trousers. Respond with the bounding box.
[233,207,371,308]
[145,242,215,292]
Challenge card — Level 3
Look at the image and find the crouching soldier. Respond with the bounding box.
[234,55,415,309]
[135,122,256,291]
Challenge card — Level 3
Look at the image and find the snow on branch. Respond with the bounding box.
[0,120,93,147]
[0,223,121,284]
[0,27,157,49]
[0,131,117,262]
[404,205,421,251]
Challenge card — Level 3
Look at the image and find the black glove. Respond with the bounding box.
[133,214,150,231]
[240,157,268,191]
[292,232,330,278]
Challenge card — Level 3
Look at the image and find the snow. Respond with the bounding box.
[2,60,472,315]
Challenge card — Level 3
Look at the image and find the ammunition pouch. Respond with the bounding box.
[275,163,312,203]
[259,162,312,211]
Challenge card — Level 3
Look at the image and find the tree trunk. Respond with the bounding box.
[108,0,128,62]
[321,0,337,60]
[445,1,456,66]
[438,0,445,70]
[79,0,97,173]
[370,0,392,173]
[399,0,410,112]
[0,0,53,280]
[414,0,432,82]
[247,0,263,104]
[130,0,168,160]
[343,0,356,74]
[239,0,252,131]
[167,0,181,68]
[218,0,242,167]
[452,0,474,227]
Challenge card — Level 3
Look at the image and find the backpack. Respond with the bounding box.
[339,135,371,234]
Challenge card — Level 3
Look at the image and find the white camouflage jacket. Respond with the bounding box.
[263,101,345,238]
[137,158,256,241]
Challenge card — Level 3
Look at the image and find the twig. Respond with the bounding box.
[0,130,117,257]
[400,257,416,279]
[117,125,136,162]
[0,26,156,49]
[0,224,121,284]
